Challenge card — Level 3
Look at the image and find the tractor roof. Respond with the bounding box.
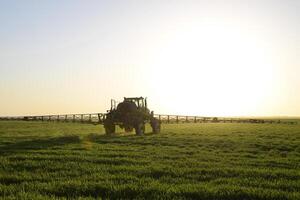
[124,97,145,101]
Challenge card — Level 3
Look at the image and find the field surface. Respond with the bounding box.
[0,121,300,199]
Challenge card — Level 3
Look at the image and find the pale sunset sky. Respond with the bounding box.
[0,0,299,117]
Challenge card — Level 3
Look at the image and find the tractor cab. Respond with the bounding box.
[110,97,147,111]
[124,97,147,109]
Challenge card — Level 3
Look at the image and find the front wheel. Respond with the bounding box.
[135,123,145,135]
[151,118,161,134]
[104,120,115,135]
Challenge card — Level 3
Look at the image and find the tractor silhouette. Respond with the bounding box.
[104,97,160,135]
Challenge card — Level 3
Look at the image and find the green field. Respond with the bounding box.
[0,121,300,199]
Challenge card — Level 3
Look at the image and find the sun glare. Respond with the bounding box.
[147,23,276,116]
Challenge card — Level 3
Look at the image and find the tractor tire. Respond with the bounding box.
[104,121,115,135]
[151,118,161,134]
[135,123,145,135]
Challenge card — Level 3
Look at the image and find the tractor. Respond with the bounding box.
[103,97,160,135]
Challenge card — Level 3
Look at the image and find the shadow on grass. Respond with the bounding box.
[83,132,163,147]
[90,131,159,139]
[0,132,159,155]
[0,135,81,154]
[86,131,158,139]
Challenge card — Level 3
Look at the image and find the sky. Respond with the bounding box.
[0,0,299,117]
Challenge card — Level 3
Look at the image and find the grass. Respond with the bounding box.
[0,121,300,199]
